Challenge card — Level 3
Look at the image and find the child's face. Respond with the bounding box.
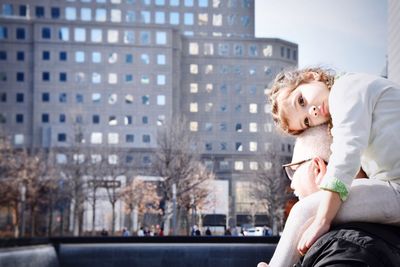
[283,80,331,132]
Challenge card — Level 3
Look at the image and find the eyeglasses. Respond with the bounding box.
[282,158,313,180]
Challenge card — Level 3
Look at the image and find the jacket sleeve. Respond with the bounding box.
[320,74,375,201]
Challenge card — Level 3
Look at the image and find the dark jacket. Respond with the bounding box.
[296,222,400,267]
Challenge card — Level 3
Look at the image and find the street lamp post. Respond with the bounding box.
[19,183,26,238]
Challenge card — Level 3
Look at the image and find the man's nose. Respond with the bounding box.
[308,105,319,117]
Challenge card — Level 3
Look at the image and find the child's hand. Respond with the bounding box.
[297,217,330,255]
[297,190,342,255]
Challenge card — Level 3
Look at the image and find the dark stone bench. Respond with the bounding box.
[0,236,278,267]
[0,244,59,267]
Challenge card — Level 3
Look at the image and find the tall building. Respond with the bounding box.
[0,0,296,231]
[388,0,400,84]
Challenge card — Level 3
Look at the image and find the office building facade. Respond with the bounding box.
[0,0,297,230]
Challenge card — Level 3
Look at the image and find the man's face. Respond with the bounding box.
[290,160,320,199]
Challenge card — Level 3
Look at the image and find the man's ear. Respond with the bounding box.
[312,157,327,185]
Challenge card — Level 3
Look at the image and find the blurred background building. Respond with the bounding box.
[388,0,400,84]
[0,0,295,235]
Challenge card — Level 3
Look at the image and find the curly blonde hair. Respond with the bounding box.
[268,67,335,135]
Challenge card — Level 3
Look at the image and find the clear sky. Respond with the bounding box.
[255,0,387,75]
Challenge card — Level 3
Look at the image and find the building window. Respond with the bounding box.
[16,72,24,82]
[42,72,50,81]
[0,51,6,60]
[14,134,24,145]
[92,93,101,103]
[184,13,194,25]
[142,95,150,105]
[109,115,117,126]
[249,162,258,170]
[190,64,198,74]
[234,161,244,170]
[249,122,257,132]
[0,113,6,123]
[91,133,102,144]
[157,75,165,85]
[124,30,134,44]
[19,5,27,16]
[205,143,212,151]
[76,94,83,103]
[16,28,25,40]
[59,51,67,61]
[126,134,134,143]
[59,114,66,123]
[16,93,24,103]
[35,6,45,18]
[213,14,222,26]
[92,115,100,124]
[42,113,49,123]
[126,11,135,23]
[16,114,24,123]
[140,11,150,23]
[92,52,101,63]
[59,27,69,41]
[125,54,133,63]
[190,102,198,112]
[91,29,102,42]
[108,29,119,43]
[189,42,199,55]
[142,116,148,124]
[42,27,51,39]
[58,133,67,142]
[220,142,227,151]
[157,95,166,105]
[249,103,257,113]
[157,54,166,65]
[59,93,67,103]
[190,121,198,132]
[42,51,50,60]
[81,7,92,21]
[156,32,167,45]
[59,72,67,82]
[108,133,119,144]
[124,115,132,125]
[65,7,76,20]
[170,12,179,25]
[51,7,60,19]
[140,31,150,45]
[95,9,106,22]
[74,28,86,42]
[205,122,212,131]
[0,93,6,102]
[249,141,257,152]
[17,51,25,61]
[235,142,243,152]
[111,9,121,22]
[190,83,198,93]
[2,4,13,15]
[155,11,165,24]
[42,92,50,102]
[204,43,214,55]
[142,134,151,143]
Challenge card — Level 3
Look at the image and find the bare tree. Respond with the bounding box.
[120,177,161,232]
[154,116,214,235]
[251,135,293,235]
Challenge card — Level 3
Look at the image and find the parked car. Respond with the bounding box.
[243,227,264,236]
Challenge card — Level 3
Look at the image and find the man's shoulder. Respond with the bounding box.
[297,222,400,267]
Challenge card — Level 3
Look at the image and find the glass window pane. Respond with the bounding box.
[74,28,86,41]
[111,9,121,22]
[81,8,92,21]
[91,29,102,42]
[108,30,119,43]
[59,27,69,41]
[170,12,179,25]
[184,13,194,25]
[155,11,165,24]
[96,9,106,21]
[124,30,135,44]
[156,32,166,44]
[66,7,77,20]
[92,52,101,63]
